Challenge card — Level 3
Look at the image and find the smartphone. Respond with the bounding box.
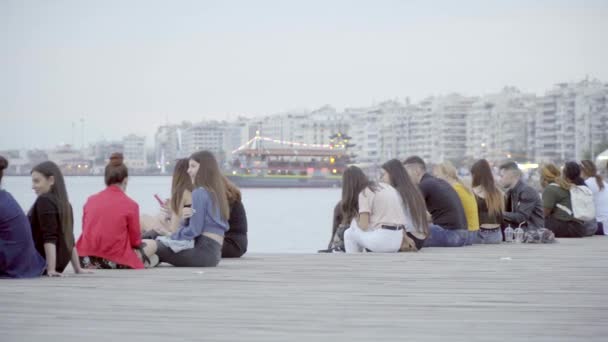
[154,194,165,206]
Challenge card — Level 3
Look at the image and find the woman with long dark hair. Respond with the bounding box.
[221,176,248,258]
[1,156,46,278]
[343,164,412,253]
[381,159,428,250]
[144,151,229,267]
[540,164,585,238]
[319,166,371,252]
[29,161,88,276]
[580,160,608,235]
[470,159,504,244]
[77,153,156,269]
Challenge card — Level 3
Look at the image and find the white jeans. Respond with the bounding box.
[344,223,403,253]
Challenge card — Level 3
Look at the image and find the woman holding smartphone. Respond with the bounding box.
[141,159,193,236]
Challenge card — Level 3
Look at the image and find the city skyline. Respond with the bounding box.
[2,77,607,176]
[0,77,605,151]
[2,0,608,149]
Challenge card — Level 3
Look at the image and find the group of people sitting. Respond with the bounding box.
[2,150,607,278]
[0,151,248,278]
[321,156,608,253]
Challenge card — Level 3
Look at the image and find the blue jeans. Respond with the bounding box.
[465,231,476,245]
[423,225,468,247]
[475,228,502,244]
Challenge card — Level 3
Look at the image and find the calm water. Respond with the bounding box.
[2,176,340,253]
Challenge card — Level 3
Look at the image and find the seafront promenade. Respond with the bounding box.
[1,236,607,342]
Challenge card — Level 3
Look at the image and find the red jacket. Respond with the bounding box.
[76,186,144,269]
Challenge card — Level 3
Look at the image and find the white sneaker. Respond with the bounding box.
[144,254,160,268]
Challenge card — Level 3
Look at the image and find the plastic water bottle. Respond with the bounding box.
[504,225,514,243]
[514,227,524,243]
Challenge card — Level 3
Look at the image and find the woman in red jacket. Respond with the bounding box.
[76,153,156,269]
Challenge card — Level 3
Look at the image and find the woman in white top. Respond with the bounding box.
[343,162,421,253]
[581,160,608,235]
[380,159,429,250]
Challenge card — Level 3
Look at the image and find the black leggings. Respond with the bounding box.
[596,222,605,235]
[156,235,222,267]
[222,234,247,258]
[545,216,585,238]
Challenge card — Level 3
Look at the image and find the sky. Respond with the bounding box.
[1,0,608,149]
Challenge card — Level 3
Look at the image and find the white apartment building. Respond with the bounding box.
[223,120,250,165]
[344,106,381,164]
[406,98,434,162]
[405,95,474,165]
[182,123,225,162]
[122,134,147,172]
[376,100,410,162]
[250,106,349,147]
[154,123,192,172]
[575,82,608,160]
[467,87,535,162]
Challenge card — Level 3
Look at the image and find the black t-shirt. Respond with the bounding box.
[226,200,247,236]
[28,193,74,273]
[419,173,468,230]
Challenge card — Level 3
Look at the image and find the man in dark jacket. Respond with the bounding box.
[498,161,544,230]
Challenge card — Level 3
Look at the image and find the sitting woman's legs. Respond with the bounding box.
[156,235,222,267]
[583,219,598,236]
[477,228,502,244]
[222,235,247,258]
[141,239,158,256]
[140,214,168,233]
[596,221,605,235]
[423,225,468,247]
[344,226,402,253]
[546,217,585,238]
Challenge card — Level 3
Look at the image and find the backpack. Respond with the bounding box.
[552,184,596,221]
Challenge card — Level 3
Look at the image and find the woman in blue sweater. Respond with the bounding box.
[143,151,229,267]
[0,156,46,278]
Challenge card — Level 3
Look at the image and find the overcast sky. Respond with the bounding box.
[1,0,607,149]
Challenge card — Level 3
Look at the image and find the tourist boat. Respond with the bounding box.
[225,133,354,188]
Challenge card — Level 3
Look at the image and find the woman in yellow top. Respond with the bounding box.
[434,162,479,245]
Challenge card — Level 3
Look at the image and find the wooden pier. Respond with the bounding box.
[2,236,608,341]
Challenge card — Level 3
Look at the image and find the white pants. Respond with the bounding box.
[344,223,403,253]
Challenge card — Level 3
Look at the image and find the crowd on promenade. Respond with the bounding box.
[1,149,607,278]
[320,157,607,253]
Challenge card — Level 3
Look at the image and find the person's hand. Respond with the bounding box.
[182,207,196,219]
[153,226,172,236]
[160,201,171,220]
[75,267,94,275]
[46,270,62,277]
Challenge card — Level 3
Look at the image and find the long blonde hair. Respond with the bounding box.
[170,159,194,215]
[434,162,472,195]
[540,164,571,190]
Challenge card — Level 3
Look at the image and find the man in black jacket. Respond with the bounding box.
[498,161,544,230]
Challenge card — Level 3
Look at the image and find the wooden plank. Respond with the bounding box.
[1,237,608,341]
